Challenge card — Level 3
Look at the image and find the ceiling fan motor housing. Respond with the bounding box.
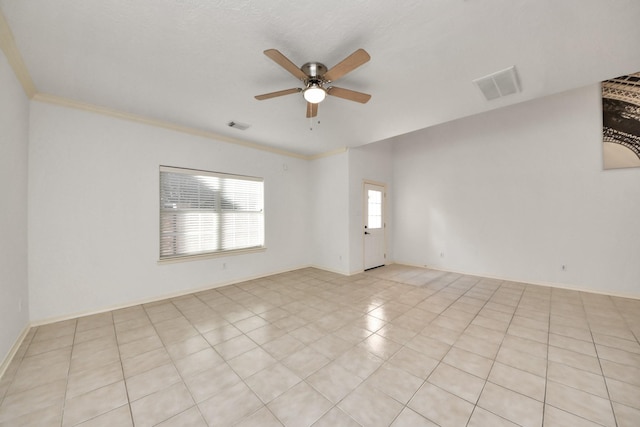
[301,62,327,81]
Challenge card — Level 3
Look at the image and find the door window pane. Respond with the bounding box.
[368,189,382,229]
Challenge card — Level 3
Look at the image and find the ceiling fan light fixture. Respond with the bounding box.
[303,84,326,104]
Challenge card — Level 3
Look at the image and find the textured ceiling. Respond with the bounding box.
[2,0,640,156]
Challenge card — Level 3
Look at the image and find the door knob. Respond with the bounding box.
[364,231,370,235]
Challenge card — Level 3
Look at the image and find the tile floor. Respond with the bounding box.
[0,265,639,426]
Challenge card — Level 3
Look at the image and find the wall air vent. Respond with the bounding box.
[473,66,521,101]
[227,121,251,130]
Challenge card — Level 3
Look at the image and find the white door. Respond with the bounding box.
[364,183,386,270]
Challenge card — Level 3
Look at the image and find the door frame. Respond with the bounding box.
[362,179,387,271]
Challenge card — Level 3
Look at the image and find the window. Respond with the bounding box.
[159,166,264,260]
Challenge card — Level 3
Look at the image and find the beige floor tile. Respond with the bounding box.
[74,325,115,345]
[593,333,640,353]
[467,407,519,427]
[116,325,157,345]
[62,381,128,427]
[335,346,384,379]
[489,362,546,401]
[5,266,640,427]
[549,333,597,357]
[606,377,640,409]
[235,406,284,427]
[477,382,543,427]
[405,334,451,359]
[165,334,210,360]
[454,333,500,359]
[213,334,257,359]
[358,333,402,360]
[70,345,120,375]
[428,362,486,404]
[596,344,640,367]
[543,404,602,427]
[75,405,132,427]
[307,361,363,403]
[245,363,301,403]
[234,315,270,333]
[174,347,223,377]
[268,382,332,427]
[387,346,439,379]
[501,334,548,359]
[288,325,326,345]
[122,347,172,378]
[183,362,241,402]
[507,324,549,344]
[310,334,354,359]
[548,346,601,375]
[8,358,70,395]
[130,382,194,427]
[0,403,62,427]
[420,323,461,345]
[118,334,163,360]
[338,383,404,427]
[282,346,330,378]
[496,346,547,378]
[546,361,608,398]
[408,382,474,427]
[246,324,287,345]
[390,407,438,427]
[66,361,123,399]
[126,363,182,401]
[0,379,66,422]
[25,334,74,357]
[201,323,243,346]
[262,334,306,360]
[442,346,493,379]
[228,347,278,378]
[612,402,640,427]
[545,380,616,427]
[600,359,640,387]
[312,407,360,427]
[154,406,207,427]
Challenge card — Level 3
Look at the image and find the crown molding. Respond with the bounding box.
[33,93,318,160]
[2,7,347,161]
[0,8,36,98]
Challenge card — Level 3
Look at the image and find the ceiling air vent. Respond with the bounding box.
[473,66,520,101]
[227,121,251,130]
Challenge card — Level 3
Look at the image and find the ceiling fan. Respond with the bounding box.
[255,48,372,118]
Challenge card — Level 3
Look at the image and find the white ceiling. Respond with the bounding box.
[2,0,640,156]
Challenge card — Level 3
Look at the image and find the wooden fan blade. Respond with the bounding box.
[306,102,318,118]
[263,49,307,81]
[326,86,371,104]
[323,49,370,82]
[255,88,301,100]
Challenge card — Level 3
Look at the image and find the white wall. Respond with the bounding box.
[28,102,311,321]
[392,85,640,297]
[348,141,394,273]
[0,51,30,363]
[309,152,350,274]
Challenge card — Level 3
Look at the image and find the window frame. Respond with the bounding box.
[158,165,265,263]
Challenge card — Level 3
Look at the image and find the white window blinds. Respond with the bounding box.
[160,166,264,259]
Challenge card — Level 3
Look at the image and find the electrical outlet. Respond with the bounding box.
[561,265,567,271]
[222,263,227,270]
[440,252,445,258]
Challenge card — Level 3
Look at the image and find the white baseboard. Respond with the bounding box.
[393,261,640,300]
[0,324,31,381]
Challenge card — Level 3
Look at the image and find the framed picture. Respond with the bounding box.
[602,72,640,169]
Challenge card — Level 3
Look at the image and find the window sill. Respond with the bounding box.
[157,246,266,264]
